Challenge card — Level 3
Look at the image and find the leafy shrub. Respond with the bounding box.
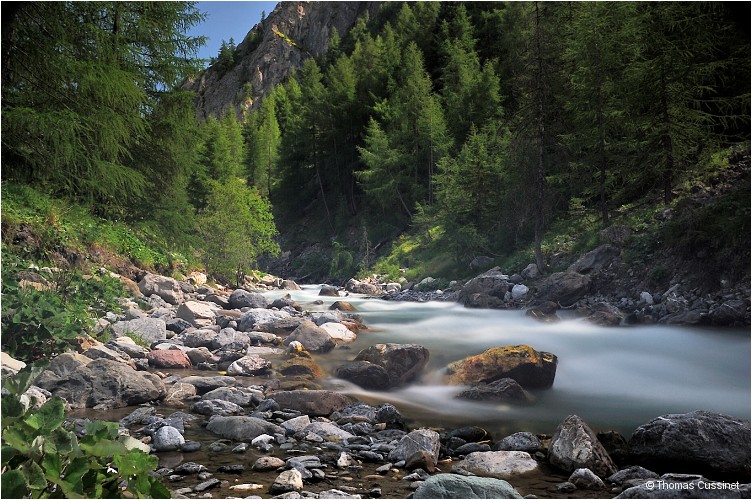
[1,363,169,498]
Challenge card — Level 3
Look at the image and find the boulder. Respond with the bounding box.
[192,399,245,416]
[568,468,605,489]
[320,322,357,342]
[237,308,293,332]
[253,456,286,471]
[496,432,542,454]
[536,271,591,307]
[186,347,218,366]
[35,354,164,409]
[107,336,149,359]
[319,285,340,297]
[202,387,258,407]
[353,343,429,388]
[178,329,216,348]
[413,474,523,499]
[599,226,632,246]
[165,318,192,334]
[270,469,303,494]
[163,382,197,406]
[266,390,353,416]
[345,278,383,295]
[180,375,237,395]
[520,263,540,280]
[445,345,557,389]
[176,301,217,328]
[82,344,134,367]
[456,378,533,404]
[334,361,390,390]
[138,274,184,305]
[147,349,192,369]
[511,284,529,300]
[567,244,621,274]
[303,421,355,442]
[227,355,272,376]
[205,416,285,442]
[283,320,335,353]
[279,355,323,378]
[229,289,269,309]
[388,429,441,465]
[153,425,185,451]
[548,415,617,478]
[458,267,511,308]
[709,300,747,326]
[628,411,750,481]
[111,318,167,345]
[455,451,539,479]
[330,301,357,312]
[280,279,302,290]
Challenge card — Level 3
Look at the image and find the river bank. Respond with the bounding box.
[4,271,750,499]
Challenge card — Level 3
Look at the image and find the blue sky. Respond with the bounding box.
[188,1,279,64]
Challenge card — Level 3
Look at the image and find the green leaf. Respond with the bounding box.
[24,397,65,433]
[78,438,127,458]
[21,460,47,490]
[2,426,31,454]
[42,452,62,482]
[2,361,48,396]
[1,469,29,499]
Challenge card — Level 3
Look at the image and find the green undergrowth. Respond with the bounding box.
[2,183,192,273]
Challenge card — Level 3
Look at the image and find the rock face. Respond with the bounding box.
[183,2,380,120]
[413,474,523,499]
[35,353,164,408]
[548,415,617,478]
[456,451,540,479]
[628,411,751,481]
[353,343,429,388]
[445,345,557,389]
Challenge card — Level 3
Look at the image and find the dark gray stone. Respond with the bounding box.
[413,473,522,499]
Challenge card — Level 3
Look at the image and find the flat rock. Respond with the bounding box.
[320,322,357,342]
[413,473,523,499]
[147,349,192,369]
[205,416,285,442]
[267,390,353,417]
[456,451,539,479]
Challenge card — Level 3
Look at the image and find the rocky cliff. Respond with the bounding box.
[183,1,380,119]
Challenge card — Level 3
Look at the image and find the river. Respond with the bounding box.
[264,285,751,438]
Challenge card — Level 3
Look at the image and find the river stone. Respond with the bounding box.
[270,469,304,494]
[279,355,324,378]
[253,456,286,471]
[180,375,237,395]
[176,300,217,328]
[111,317,167,345]
[548,415,617,478]
[456,451,539,479]
[319,285,340,297]
[34,355,164,409]
[138,274,184,305]
[229,289,269,309]
[107,336,149,359]
[303,421,355,442]
[281,415,311,435]
[511,284,529,300]
[334,361,391,390]
[192,399,245,416]
[165,317,192,334]
[345,278,383,295]
[238,308,293,332]
[569,468,605,489]
[266,390,353,417]
[205,416,284,442]
[280,279,302,290]
[388,429,441,464]
[353,343,429,388]
[536,271,591,307]
[413,473,523,499]
[283,320,336,353]
[496,432,543,453]
[147,349,192,369]
[163,382,197,406]
[83,344,133,366]
[227,354,271,376]
[330,301,357,312]
[153,425,185,451]
[320,322,357,342]
[456,378,533,404]
[202,387,256,406]
[186,347,217,365]
[445,345,557,389]
[567,244,621,274]
[628,411,751,481]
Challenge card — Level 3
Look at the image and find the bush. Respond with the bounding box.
[1,363,169,498]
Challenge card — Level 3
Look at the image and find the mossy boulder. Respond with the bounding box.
[445,345,557,389]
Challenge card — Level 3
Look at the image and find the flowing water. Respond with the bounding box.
[266,285,751,437]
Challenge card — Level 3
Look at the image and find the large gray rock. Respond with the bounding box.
[229,289,269,309]
[388,429,441,465]
[548,415,617,478]
[458,267,511,308]
[302,421,355,442]
[205,416,284,442]
[176,301,217,328]
[138,274,184,305]
[35,354,164,409]
[353,343,429,388]
[283,320,335,353]
[445,345,557,389]
[192,399,245,416]
[536,271,591,307]
[237,308,294,332]
[180,375,237,395]
[413,474,523,499]
[153,425,185,451]
[111,318,167,345]
[270,469,303,494]
[567,244,621,274]
[456,378,532,404]
[333,361,390,390]
[628,411,750,481]
[496,432,542,454]
[202,387,258,407]
[455,451,539,479]
[266,390,353,417]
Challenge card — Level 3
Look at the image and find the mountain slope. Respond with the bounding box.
[183,1,379,119]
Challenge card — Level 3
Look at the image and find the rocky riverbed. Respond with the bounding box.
[4,268,751,499]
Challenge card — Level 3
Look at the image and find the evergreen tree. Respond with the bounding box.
[245,95,281,196]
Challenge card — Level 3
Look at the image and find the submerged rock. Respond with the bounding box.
[456,378,533,404]
[266,390,353,417]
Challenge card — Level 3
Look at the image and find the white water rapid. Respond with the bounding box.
[264,285,750,436]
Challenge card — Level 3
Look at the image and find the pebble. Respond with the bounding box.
[193,478,220,492]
